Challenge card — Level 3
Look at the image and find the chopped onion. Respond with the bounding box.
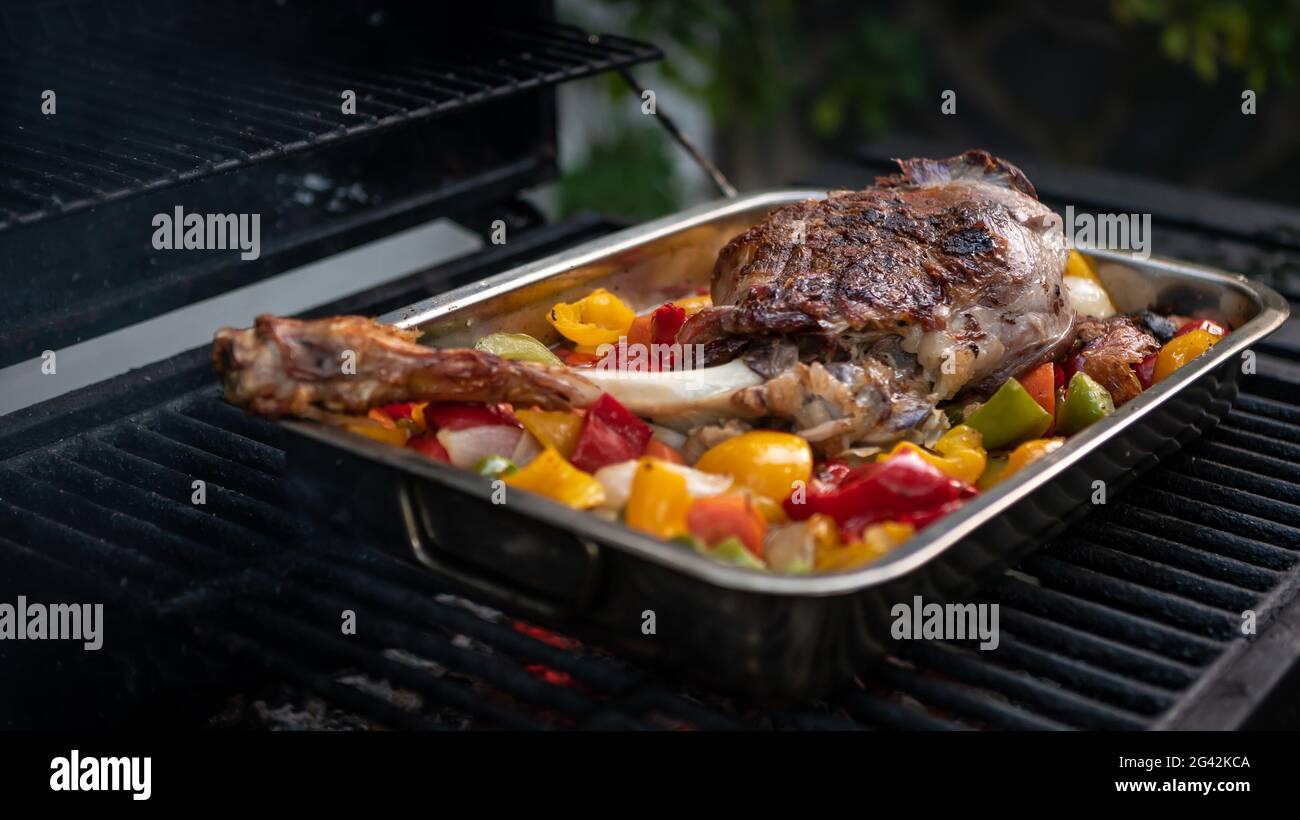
[510,431,544,468]
[1064,274,1116,319]
[435,425,523,470]
[594,458,732,511]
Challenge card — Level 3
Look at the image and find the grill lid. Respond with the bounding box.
[0,0,660,367]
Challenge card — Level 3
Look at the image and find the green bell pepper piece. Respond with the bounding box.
[707,537,766,569]
[1055,372,1115,435]
[473,332,563,366]
[965,378,1053,450]
[474,454,519,478]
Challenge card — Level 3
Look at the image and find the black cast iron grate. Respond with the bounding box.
[0,1,659,231]
[3,211,1299,730]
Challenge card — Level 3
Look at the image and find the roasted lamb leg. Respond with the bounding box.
[679,149,1074,451]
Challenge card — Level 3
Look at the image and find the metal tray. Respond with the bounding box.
[281,190,1290,699]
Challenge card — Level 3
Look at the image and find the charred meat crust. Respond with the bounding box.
[213,314,593,418]
[1072,315,1161,406]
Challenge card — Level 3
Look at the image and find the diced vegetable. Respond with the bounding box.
[1134,352,1158,390]
[1001,437,1066,481]
[626,313,653,350]
[785,450,976,540]
[624,457,692,539]
[876,424,986,485]
[763,516,833,573]
[674,293,712,317]
[407,431,449,461]
[515,409,583,458]
[644,439,686,464]
[1018,362,1056,417]
[1055,372,1115,435]
[425,402,521,431]
[474,454,518,478]
[703,537,766,570]
[976,455,1008,491]
[965,378,1053,450]
[435,424,524,469]
[346,422,410,447]
[1063,251,1117,319]
[510,431,543,468]
[694,431,813,502]
[547,288,636,347]
[504,447,606,509]
[593,458,731,511]
[1153,328,1222,383]
[650,303,687,346]
[473,332,563,366]
[1172,318,1229,340]
[815,521,915,572]
[1065,250,1102,284]
[686,495,767,557]
[569,393,653,473]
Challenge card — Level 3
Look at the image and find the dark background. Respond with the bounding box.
[557,0,1300,218]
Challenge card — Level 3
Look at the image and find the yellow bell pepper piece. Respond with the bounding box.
[1001,437,1066,481]
[547,288,636,347]
[1065,250,1102,284]
[515,409,584,458]
[346,420,410,447]
[815,521,914,572]
[1153,328,1221,384]
[694,431,813,502]
[504,447,605,510]
[624,457,692,539]
[674,293,713,317]
[877,424,986,485]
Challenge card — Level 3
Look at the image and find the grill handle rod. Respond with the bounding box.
[618,68,738,199]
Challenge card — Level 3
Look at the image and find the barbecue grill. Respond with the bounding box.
[3,1,1300,731]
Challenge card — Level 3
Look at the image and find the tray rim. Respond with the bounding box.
[286,189,1292,598]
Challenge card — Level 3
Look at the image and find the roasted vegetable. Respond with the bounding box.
[624,457,692,539]
[474,454,518,478]
[1153,328,1222,383]
[694,430,813,502]
[785,450,976,540]
[504,447,606,509]
[965,378,1053,450]
[547,288,635,348]
[1055,372,1115,435]
[1002,437,1066,480]
[815,521,915,572]
[569,393,653,473]
[473,332,564,366]
[686,494,768,557]
[876,424,986,485]
[515,409,583,458]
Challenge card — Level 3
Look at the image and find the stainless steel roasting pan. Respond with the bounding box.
[281,190,1290,699]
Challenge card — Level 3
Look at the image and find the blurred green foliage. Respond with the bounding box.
[1112,0,1299,89]
[557,0,925,218]
[559,0,1300,219]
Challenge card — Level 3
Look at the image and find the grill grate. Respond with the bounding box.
[0,2,659,231]
[3,216,1299,730]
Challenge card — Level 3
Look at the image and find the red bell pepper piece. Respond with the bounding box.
[1134,352,1159,390]
[424,402,521,431]
[650,303,687,345]
[568,393,652,473]
[785,451,976,535]
[407,432,450,462]
[1172,318,1229,340]
[1053,363,1066,392]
